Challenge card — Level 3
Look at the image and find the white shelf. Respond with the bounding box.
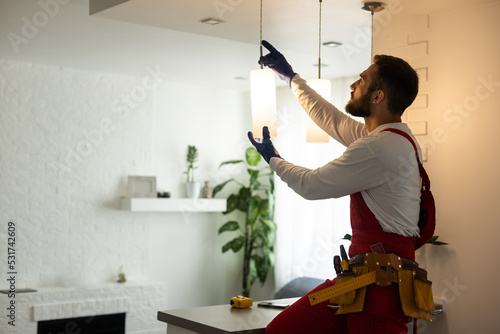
[120,198,227,212]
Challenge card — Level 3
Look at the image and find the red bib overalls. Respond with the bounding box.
[265,192,414,334]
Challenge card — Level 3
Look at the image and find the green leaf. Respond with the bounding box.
[430,241,449,245]
[260,218,277,234]
[247,196,262,225]
[231,236,245,252]
[218,221,240,234]
[253,229,268,245]
[246,147,261,166]
[237,188,251,212]
[222,236,245,253]
[218,160,244,168]
[269,170,275,192]
[253,254,271,283]
[186,145,199,164]
[267,191,274,218]
[225,194,240,214]
[427,236,438,243]
[212,179,234,198]
[222,240,233,253]
[342,234,352,241]
[247,168,260,180]
[427,235,449,246]
[259,197,269,215]
[250,180,262,191]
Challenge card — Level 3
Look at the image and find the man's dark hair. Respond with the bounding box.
[372,55,419,115]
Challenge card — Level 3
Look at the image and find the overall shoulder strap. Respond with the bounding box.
[382,128,436,247]
[381,128,420,162]
[381,128,430,191]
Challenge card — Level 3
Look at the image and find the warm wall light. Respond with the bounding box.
[306,0,330,143]
[250,0,277,137]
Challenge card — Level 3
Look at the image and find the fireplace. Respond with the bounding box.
[38,313,126,334]
[1,282,168,334]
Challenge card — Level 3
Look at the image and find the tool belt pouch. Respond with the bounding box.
[333,266,369,315]
[334,253,402,315]
[398,268,435,322]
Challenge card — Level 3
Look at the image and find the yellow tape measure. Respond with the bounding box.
[308,271,377,306]
[230,295,253,308]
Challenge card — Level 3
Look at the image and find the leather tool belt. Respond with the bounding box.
[308,253,435,322]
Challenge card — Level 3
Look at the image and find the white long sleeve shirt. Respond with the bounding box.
[269,75,422,237]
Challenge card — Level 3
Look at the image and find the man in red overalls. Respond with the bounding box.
[248,41,428,333]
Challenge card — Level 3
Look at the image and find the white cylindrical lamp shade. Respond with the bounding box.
[306,78,331,143]
[250,68,277,137]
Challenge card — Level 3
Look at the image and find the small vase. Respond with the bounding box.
[186,181,201,198]
[201,180,212,198]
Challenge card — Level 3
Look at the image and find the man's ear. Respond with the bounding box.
[373,90,385,104]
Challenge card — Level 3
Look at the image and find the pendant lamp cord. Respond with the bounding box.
[318,0,322,79]
[371,10,374,61]
[260,0,264,69]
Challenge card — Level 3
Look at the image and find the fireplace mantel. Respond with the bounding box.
[0,281,167,334]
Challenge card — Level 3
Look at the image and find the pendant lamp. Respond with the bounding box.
[250,0,277,138]
[306,0,330,143]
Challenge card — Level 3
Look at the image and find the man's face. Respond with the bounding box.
[345,64,377,117]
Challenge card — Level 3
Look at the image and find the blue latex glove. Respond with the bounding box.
[247,126,282,164]
[259,40,296,87]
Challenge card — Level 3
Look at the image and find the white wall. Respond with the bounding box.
[0,58,276,334]
[374,1,500,333]
[0,59,154,288]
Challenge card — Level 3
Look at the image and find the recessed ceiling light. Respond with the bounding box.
[200,18,224,25]
[323,41,342,48]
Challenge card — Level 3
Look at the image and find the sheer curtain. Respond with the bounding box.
[272,75,359,290]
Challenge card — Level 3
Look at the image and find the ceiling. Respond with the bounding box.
[0,0,494,91]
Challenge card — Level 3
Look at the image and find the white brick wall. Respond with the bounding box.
[0,58,154,287]
[0,58,168,333]
[373,12,430,133]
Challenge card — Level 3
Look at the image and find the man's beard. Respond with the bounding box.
[345,89,373,117]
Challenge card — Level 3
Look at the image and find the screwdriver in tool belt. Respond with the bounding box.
[333,255,342,275]
[340,245,350,272]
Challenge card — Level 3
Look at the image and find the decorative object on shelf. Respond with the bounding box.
[157,191,171,198]
[117,267,126,283]
[127,176,157,198]
[184,145,200,198]
[186,183,201,199]
[201,180,212,198]
[213,147,276,297]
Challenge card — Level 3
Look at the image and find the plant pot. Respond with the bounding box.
[186,182,201,198]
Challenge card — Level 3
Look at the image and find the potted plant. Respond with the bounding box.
[213,147,277,297]
[184,145,200,198]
